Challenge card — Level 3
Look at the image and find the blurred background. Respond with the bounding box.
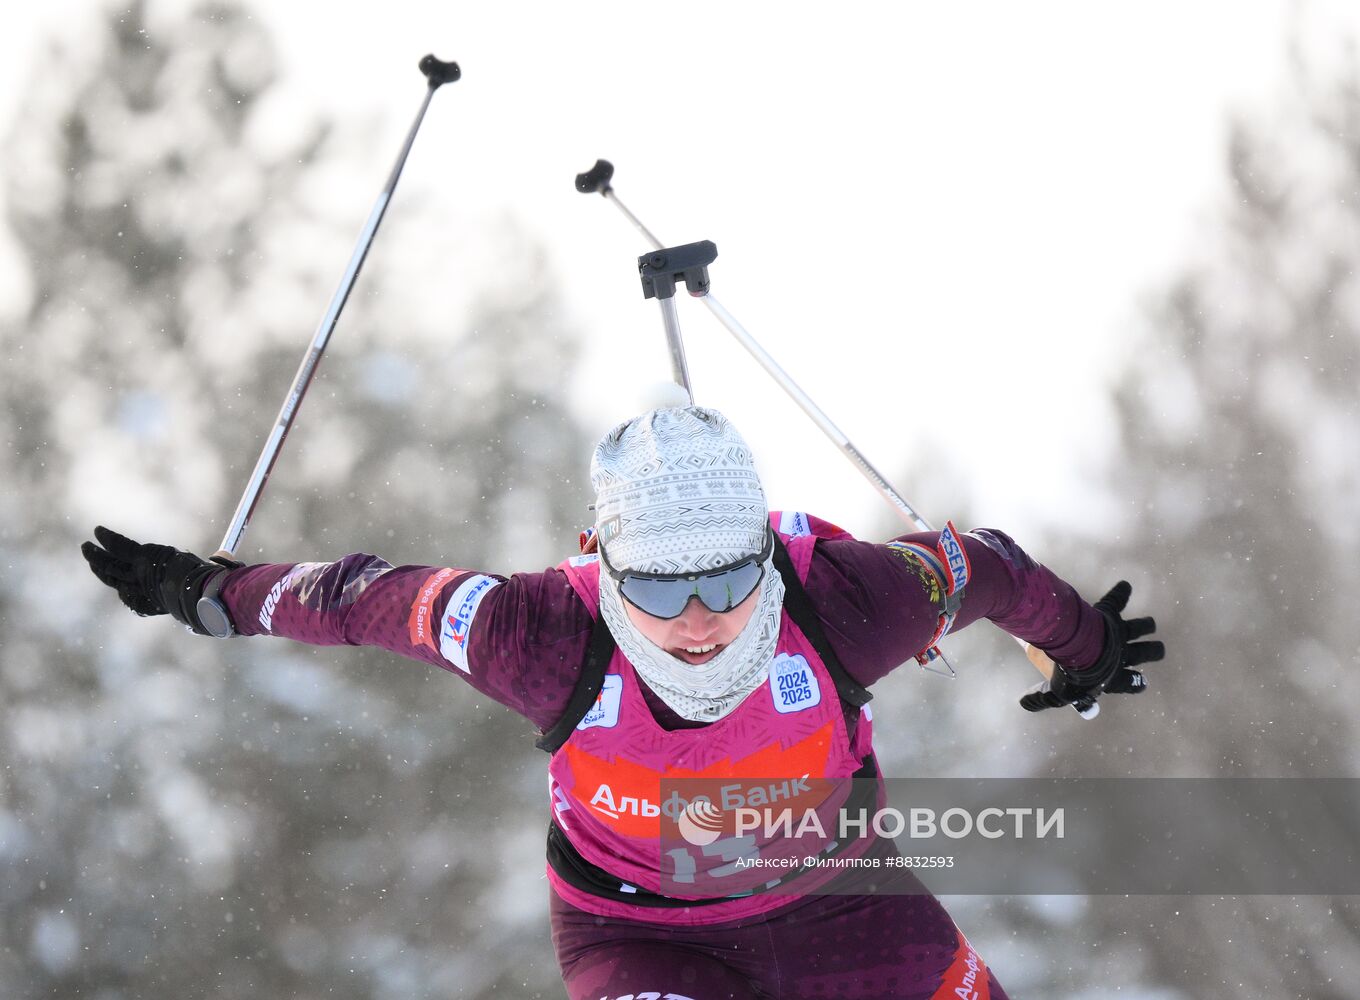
[1,1,1357,997]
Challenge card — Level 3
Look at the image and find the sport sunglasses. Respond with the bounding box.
[599,528,774,620]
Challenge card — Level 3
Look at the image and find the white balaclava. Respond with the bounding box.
[591,406,785,723]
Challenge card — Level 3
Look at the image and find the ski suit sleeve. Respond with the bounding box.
[218,554,593,731]
[805,529,1107,688]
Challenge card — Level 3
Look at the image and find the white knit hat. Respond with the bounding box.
[591,406,769,574]
[590,405,784,723]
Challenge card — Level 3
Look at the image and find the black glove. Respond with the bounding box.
[81,525,240,636]
[1020,580,1163,713]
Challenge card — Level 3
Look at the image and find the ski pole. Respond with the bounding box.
[191,56,460,640]
[213,55,460,562]
[578,159,1098,718]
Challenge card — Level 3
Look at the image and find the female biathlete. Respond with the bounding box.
[82,405,1163,999]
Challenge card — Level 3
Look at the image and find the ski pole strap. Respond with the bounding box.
[888,520,971,667]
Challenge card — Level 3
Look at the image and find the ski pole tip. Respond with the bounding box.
[575,159,614,194]
[418,54,461,87]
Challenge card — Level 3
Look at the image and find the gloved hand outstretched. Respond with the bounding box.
[1020,581,1163,713]
[81,526,240,635]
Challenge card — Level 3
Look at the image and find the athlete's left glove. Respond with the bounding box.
[81,525,241,636]
[1020,580,1163,713]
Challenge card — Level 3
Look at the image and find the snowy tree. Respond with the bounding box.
[858,38,1360,999]
[1009,44,1360,1000]
[0,2,587,996]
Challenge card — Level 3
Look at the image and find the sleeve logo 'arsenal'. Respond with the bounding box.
[937,521,971,591]
[438,575,501,674]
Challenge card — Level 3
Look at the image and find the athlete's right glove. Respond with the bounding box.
[1020,580,1163,713]
[81,525,240,636]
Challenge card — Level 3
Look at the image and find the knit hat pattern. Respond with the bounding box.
[590,407,769,574]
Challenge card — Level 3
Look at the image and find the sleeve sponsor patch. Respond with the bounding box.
[438,574,502,674]
[408,568,458,652]
[778,510,813,538]
[771,653,821,714]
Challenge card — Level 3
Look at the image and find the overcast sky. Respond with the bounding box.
[3,0,1354,542]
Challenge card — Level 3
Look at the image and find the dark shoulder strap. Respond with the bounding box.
[772,533,872,707]
[535,617,617,754]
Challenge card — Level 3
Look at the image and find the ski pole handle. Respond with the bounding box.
[1024,640,1100,719]
[418,55,461,87]
[575,158,615,194]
